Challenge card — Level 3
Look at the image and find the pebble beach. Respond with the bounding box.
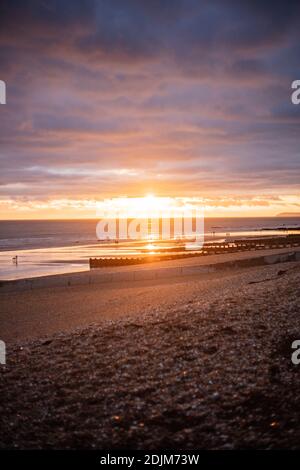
[1,259,300,449]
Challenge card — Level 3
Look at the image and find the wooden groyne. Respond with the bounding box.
[2,247,300,294]
[89,234,300,269]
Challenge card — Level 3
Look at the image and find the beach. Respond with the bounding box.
[1,251,300,449]
[2,0,300,460]
[1,217,299,281]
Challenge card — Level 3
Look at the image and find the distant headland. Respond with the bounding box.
[277,213,300,217]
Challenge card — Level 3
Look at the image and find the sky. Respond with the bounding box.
[0,0,300,218]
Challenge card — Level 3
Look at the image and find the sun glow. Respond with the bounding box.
[96,195,202,219]
[2,194,298,219]
[146,243,157,251]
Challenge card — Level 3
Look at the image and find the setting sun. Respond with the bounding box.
[95,195,199,219]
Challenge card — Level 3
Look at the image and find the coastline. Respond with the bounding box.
[1,246,300,345]
[1,215,300,282]
[1,245,299,293]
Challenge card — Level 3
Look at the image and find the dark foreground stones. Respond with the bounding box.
[1,263,300,449]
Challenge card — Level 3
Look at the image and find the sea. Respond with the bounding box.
[0,217,299,281]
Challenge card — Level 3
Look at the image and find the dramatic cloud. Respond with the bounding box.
[0,0,299,217]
